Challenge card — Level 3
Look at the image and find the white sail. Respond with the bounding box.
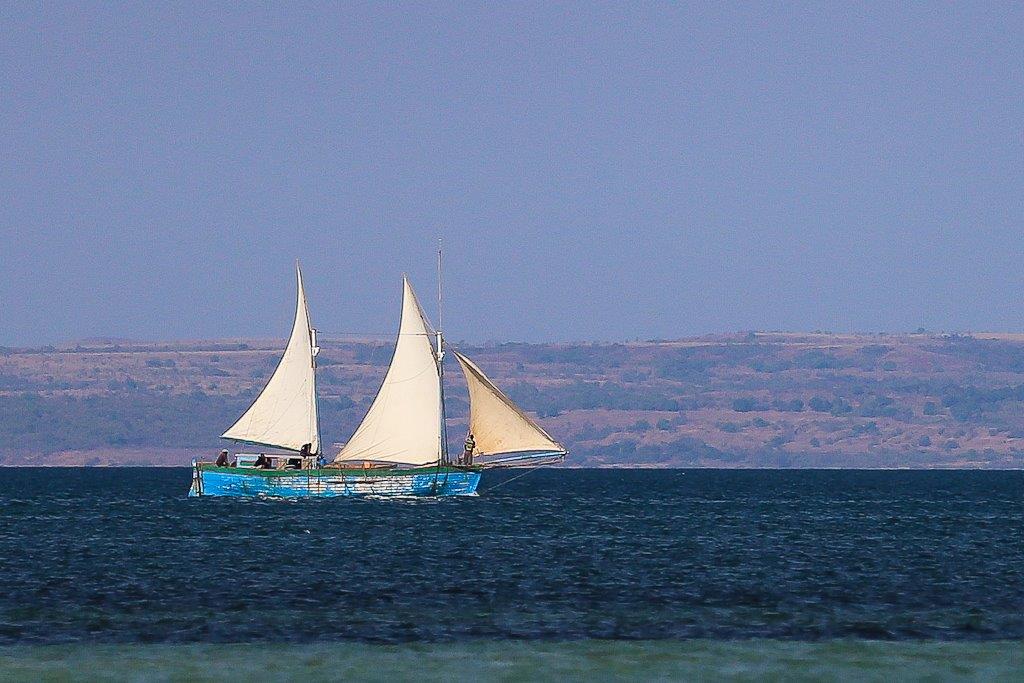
[335,278,441,466]
[222,264,320,453]
[454,351,565,457]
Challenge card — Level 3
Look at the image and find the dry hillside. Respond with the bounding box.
[2,332,1024,467]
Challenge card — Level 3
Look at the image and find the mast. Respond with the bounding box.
[311,324,321,457]
[437,239,450,465]
[302,259,323,458]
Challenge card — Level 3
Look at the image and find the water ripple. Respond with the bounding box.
[0,468,1021,644]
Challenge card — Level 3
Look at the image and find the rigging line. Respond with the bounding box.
[478,463,551,493]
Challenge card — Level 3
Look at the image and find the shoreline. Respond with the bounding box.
[2,640,1021,679]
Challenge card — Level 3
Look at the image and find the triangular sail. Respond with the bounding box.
[454,351,565,458]
[222,265,320,454]
[335,278,441,466]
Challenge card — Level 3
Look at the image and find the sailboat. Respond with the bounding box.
[190,264,565,498]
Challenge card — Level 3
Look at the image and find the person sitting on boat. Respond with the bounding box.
[463,433,476,466]
[300,443,311,458]
[215,449,229,467]
[253,453,271,469]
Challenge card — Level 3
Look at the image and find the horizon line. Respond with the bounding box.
[4,329,1023,353]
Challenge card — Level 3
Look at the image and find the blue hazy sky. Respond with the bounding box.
[1,3,1022,345]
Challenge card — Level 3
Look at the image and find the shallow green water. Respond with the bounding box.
[1,640,1021,682]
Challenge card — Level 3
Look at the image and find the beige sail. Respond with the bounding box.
[454,351,565,457]
[335,278,441,466]
[222,264,320,453]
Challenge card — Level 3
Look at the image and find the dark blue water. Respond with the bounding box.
[0,468,1021,644]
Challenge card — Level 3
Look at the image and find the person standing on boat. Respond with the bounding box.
[463,432,475,466]
[215,449,229,467]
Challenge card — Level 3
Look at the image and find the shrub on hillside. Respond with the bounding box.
[808,396,833,412]
[732,397,763,412]
[772,398,804,412]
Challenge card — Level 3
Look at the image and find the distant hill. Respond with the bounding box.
[2,333,1024,468]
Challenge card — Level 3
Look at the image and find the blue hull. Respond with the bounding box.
[190,467,481,498]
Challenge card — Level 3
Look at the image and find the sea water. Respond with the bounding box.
[0,468,1021,678]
